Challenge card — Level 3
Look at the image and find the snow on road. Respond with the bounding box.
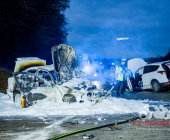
[0,93,151,116]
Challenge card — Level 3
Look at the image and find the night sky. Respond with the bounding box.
[66,0,170,59]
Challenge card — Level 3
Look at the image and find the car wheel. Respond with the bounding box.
[14,93,21,106]
[62,94,76,103]
[152,80,162,92]
[69,96,76,104]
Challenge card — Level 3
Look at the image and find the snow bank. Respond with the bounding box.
[0,93,150,116]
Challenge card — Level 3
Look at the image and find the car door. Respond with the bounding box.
[142,65,160,89]
[14,72,46,105]
[18,73,42,94]
[127,67,144,91]
[28,75,42,95]
[134,67,144,88]
[127,58,146,91]
[24,74,48,103]
[142,66,152,88]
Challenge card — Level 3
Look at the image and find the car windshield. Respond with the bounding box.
[50,70,56,81]
[38,71,51,81]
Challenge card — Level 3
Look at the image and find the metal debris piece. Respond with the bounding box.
[65,121,79,125]
[82,134,95,139]
[79,100,84,103]
[60,124,66,127]
[110,125,115,129]
[105,125,122,131]
[71,121,79,125]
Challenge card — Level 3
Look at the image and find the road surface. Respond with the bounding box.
[1,90,170,140]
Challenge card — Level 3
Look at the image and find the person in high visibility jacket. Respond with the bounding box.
[115,59,127,97]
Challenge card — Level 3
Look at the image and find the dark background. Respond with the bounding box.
[0,0,170,70]
[0,0,70,70]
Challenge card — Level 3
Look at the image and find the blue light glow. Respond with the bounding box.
[50,70,56,81]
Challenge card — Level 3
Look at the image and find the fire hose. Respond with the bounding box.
[49,115,146,140]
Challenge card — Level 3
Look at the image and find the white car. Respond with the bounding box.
[6,44,105,108]
[127,58,170,92]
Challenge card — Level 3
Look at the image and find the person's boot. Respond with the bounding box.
[115,94,120,98]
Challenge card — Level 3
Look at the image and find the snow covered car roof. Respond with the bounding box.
[14,57,46,72]
[26,64,54,72]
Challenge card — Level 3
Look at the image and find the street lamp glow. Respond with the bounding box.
[116,37,129,40]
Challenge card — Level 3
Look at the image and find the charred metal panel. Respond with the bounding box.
[51,44,80,82]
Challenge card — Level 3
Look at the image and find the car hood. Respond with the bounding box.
[51,44,80,82]
[127,58,146,74]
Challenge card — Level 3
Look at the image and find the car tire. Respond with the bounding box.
[69,96,76,104]
[14,93,21,106]
[152,80,162,92]
[62,94,76,103]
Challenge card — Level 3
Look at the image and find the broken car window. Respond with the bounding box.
[38,70,52,82]
[39,78,45,87]
[27,69,36,74]
[19,73,38,88]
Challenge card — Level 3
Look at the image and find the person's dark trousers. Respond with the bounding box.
[116,80,127,97]
[120,81,127,95]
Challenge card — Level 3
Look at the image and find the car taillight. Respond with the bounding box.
[7,81,8,87]
[157,71,166,74]
[164,82,169,85]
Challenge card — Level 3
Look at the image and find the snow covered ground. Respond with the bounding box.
[0,93,151,116]
[1,92,170,140]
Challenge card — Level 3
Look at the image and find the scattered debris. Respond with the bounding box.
[109,125,115,129]
[102,125,122,131]
[98,117,102,121]
[97,117,106,121]
[60,124,67,127]
[65,121,79,125]
[49,115,146,140]
[82,134,95,139]
[119,136,123,139]
[108,125,122,131]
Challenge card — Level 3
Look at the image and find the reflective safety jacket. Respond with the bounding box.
[115,65,127,81]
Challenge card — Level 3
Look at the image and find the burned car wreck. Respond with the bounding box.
[7,44,107,108]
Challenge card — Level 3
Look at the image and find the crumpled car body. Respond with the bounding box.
[11,71,105,107]
[6,44,106,107]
